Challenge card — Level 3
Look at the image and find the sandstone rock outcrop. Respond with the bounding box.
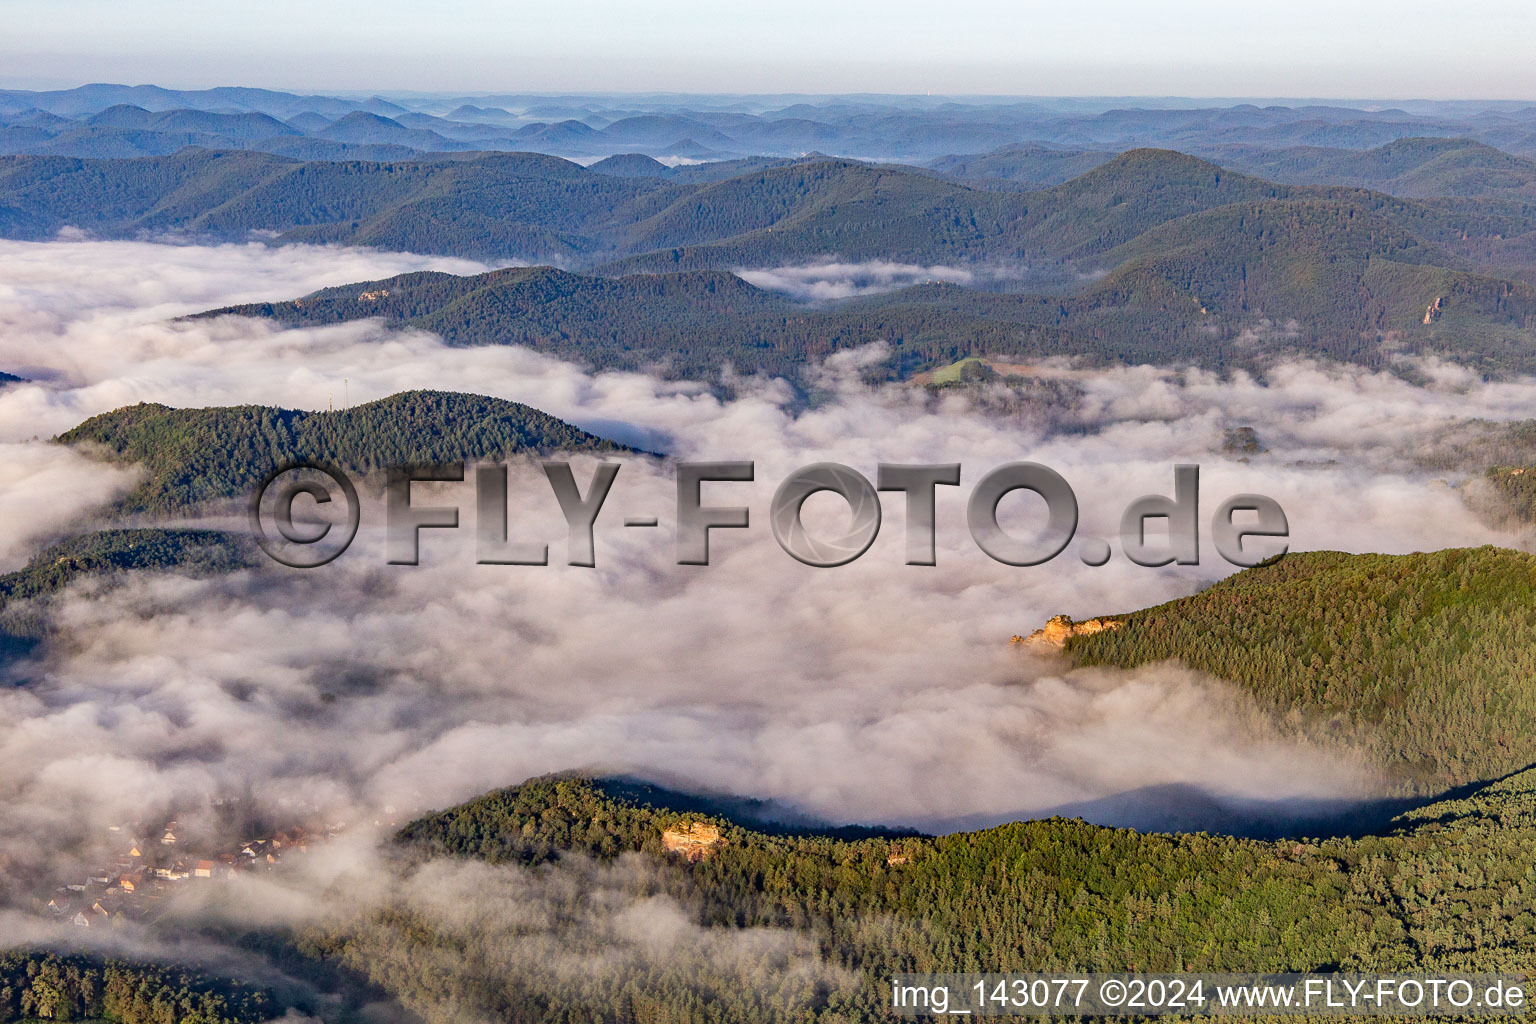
[1011,614,1121,648]
[661,821,726,861]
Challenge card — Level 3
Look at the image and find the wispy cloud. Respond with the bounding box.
[736,260,977,300]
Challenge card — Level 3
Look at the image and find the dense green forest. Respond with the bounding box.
[11,146,1536,378]
[204,266,813,379]
[933,138,1536,200]
[1414,418,1536,474]
[206,256,1536,386]
[0,951,276,1024]
[203,266,1149,381]
[1483,466,1536,526]
[924,143,1117,189]
[286,760,1536,1023]
[56,390,629,514]
[1205,138,1536,200]
[0,149,659,262]
[593,150,1317,273]
[7,147,1536,279]
[181,149,1536,380]
[0,528,250,649]
[1067,547,1536,790]
[591,148,1536,278]
[0,528,249,606]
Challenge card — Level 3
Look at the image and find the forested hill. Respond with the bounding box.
[1066,547,1536,790]
[212,266,1105,381]
[593,150,1314,273]
[291,764,1536,1023]
[0,148,660,262]
[924,143,1118,189]
[1,528,252,606]
[1484,465,1536,526]
[1204,137,1536,200]
[3,148,1021,263]
[205,194,1536,382]
[0,527,252,653]
[132,145,1536,380]
[203,265,795,351]
[7,146,1536,278]
[57,389,630,514]
[937,138,1536,200]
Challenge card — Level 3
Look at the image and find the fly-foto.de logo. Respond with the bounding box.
[249,461,1288,570]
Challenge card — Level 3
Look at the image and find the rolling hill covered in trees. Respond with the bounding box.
[1066,547,1536,791]
[57,389,630,514]
[195,151,1536,381]
[1484,466,1536,526]
[8,146,1536,280]
[285,758,1536,1024]
[203,265,804,378]
[0,528,251,606]
[1201,137,1536,200]
[933,138,1536,200]
[0,527,253,655]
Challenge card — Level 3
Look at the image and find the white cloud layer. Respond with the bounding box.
[736,260,979,300]
[0,238,1531,911]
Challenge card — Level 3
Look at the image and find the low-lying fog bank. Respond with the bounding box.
[0,238,1529,912]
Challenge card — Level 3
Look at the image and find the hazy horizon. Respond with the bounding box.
[6,0,1535,99]
[6,82,1536,108]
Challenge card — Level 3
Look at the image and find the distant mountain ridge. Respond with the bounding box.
[7,144,1536,376]
[925,143,1118,188]
[1199,137,1536,199]
[6,86,1536,164]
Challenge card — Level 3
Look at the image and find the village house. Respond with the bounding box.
[29,816,338,927]
[72,906,107,928]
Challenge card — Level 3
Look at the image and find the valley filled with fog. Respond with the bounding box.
[1,237,1531,906]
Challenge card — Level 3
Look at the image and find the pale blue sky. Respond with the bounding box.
[3,0,1533,98]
